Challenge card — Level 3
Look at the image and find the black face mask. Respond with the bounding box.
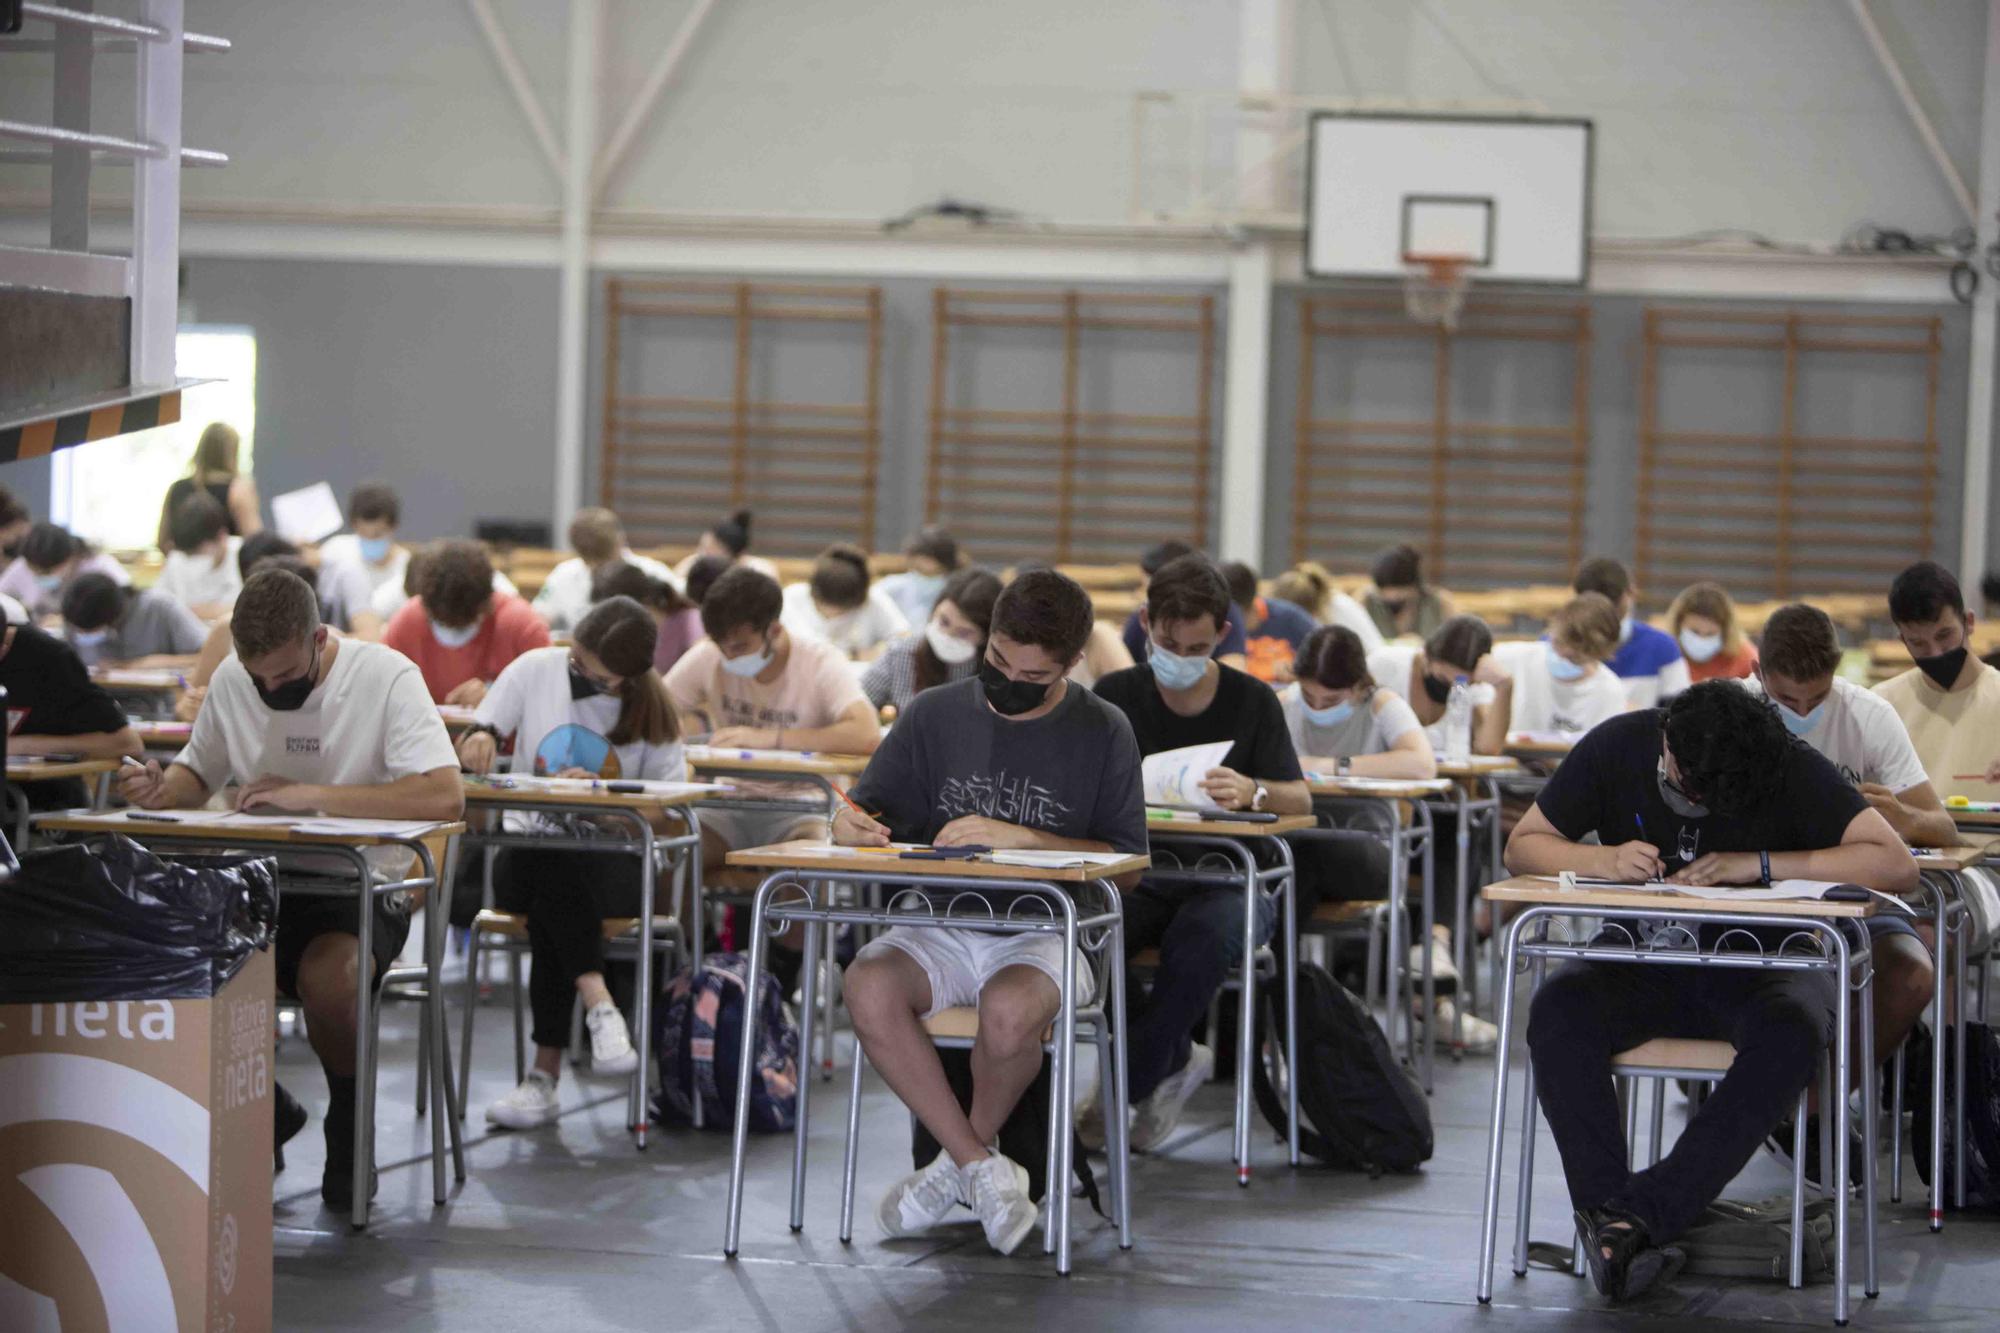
[1914,645,1968,689]
[1420,673,1453,705]
[254,642,321,712]
[1382,597,1411,617]
[0,540,18,561]
[979,658,1052,717]
[569,664,607,701]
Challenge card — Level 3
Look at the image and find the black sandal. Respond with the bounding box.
[1574,1207,1684,1302]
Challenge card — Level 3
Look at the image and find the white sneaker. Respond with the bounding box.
[486,1070,561,1129]
[1417,997,1499,1055]
[1408,931,1460,987]
[961,1152,1038,1256]
[584,1001,639,1077]
[1130,1042,1214,1152]
[877,1149,968,1238]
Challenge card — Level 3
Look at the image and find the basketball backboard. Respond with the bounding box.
[1305,112,1593,286]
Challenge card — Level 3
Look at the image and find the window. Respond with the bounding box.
[52,328,257,551]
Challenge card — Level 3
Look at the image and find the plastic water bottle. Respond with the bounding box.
[1443,675,1473,763]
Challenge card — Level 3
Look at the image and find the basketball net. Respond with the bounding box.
[1403,255,1471,331]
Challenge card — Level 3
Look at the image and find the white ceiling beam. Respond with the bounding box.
[592,0,721,204]
[464,0,564,183]
[1848,0,1977,224]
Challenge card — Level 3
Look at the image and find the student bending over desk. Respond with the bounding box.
[1504,681,1915,1303]
[153,491,243,620]
[1368,614,1514,757]
[459,596,687,1130]
[833,567,1147,1255]
[119,568,464,1210]
[382,539,551,707]
[1,622,140,809]
[319,481,411,613]
[1092,554,1311,1151]
[61,572,208,666]
[1573,556,1690,708]
[533,506,681,633]
[781,542,909,661]
[1492,592,1630,735]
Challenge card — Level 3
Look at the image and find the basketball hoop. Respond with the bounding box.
[1403,255,1471,331]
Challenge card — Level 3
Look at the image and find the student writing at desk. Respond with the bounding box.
[61,572,208,667]
[1504,682,1915,1304]
[832,567,1147,1255]
[1092,554,1311,1153]
[382,539,551,707]
[153,491,243,620]
[1,622,140,810]
[458,596,687,1130]
[119,569,464,1211]
[1749,602,1950,1169]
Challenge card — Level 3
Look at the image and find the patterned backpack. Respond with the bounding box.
[653,952,800,1132]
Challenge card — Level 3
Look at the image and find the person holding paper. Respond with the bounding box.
[117,568,464,1211]
[381,539,551,706]
[457,596,687,1130]
[1504,681,1914,1304]
[1092,555,1311,1152]
[831,567,1146,1255]
[1750,602,1948,1174]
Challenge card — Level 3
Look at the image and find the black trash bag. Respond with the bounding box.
[0,834,277,1001]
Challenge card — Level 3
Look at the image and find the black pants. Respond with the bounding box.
[1526,957,1835,1244]
[492,847,646,1050]
[1123,880,1275,1103]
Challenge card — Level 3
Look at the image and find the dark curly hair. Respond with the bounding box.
[1663,679,1794,814]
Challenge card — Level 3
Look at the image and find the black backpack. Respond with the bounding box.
[1251,960,1433,1175]
[912,1046,1100,1212]
[1907,1020,2000,1207]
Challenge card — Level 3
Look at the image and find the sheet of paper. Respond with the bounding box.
[479,776,731,798]
[1308,774,1440,792]
[1508,729,1584,746]
[1545,872,1847,901]
[987,849,1132,869]
[289,818,452,837]
[686,745,827,765]
[1141,741,1234,810]
[271,481,345,544]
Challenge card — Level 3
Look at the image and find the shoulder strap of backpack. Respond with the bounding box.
[691,961,741,1114]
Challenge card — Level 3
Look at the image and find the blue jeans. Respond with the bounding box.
[1122,881,1275,1103]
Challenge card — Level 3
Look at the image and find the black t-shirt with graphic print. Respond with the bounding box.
[850,676,1149,855]
[1532,710,1866,874]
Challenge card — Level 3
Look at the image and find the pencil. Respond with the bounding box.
[832,785,879,822]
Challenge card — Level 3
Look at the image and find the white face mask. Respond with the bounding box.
[1679,628,1723,663]
[430,618,479,650]
[925,622,977,665]
[721,634,774,678]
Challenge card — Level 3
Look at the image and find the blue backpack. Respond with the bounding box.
[653,952,800,1133]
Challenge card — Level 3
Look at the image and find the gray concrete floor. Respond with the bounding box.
[271,961,2000,1332]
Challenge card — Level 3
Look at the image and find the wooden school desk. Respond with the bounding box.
[3,756,120,848]
[131,718,194,754]
[1300,775,1453,1087]
[1473,874,1880,1324]
[719,839,1149,1275]
[1144,810,1316,1182]
[32,808,467,1231]
[90,666,185,719]
[457,775,712,1143]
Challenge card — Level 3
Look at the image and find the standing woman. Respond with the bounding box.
[861,566,1001,714]
[1668,580,1759,682]
[158,422,262,549]
[457,595,688,1129]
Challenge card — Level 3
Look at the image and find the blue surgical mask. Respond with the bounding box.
[906,572,948,599]
[1302,697,1356,728]
[69,627,110,648]
[1148,639,1209,691]
[1679,628,1723,663]
[359,535,393,565]
[1778,698,1826,737]
[35,573,62,594]
[431,618,480,650]
[1545,643,1587,682]
[721,635,773,678]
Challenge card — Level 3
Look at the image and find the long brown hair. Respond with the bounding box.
[191,422,240,485]
[575,596,680,746]
[1293,625,1374,694]
[914,567,1002,693]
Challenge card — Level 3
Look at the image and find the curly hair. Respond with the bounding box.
[419,540,496,628]
[1663,679,1794,814]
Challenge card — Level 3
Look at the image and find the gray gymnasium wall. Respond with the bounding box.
[155,257,1980,598]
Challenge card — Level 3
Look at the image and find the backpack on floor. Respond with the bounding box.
[1251,960,1432,1175]
[1906,1020,2000,1207]
[652,952,800,1133]
[1678,1196,1836,1281]
[911,1046,1100,1213]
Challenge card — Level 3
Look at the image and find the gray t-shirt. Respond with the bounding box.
[75,589,209,666]
[852,676,1148,855]
[1277,683,1421,760]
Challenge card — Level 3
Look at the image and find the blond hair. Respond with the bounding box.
[1666,581,1743,654]
[191,422,240,485]
[1551,592,1622,662]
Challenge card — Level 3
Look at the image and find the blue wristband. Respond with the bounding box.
[1759,850,1772,886]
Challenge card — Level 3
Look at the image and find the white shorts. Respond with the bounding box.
[698,805,826,853]
[857,925,1091,1018]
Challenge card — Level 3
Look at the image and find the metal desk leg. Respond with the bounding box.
[688,831,706,1131]
[1385,801,1409,1065]
[630,816,660,1150]
[1858,945,1878,1300]
[723,877,779,1257]
[1453,785,1472,1046]
[1954,903,1970,1210]
[1108,912,1134,1249]
[1276,838,1300,1168]
[1235,849,1258,1186]
[1055,910,1081,1274]
[345,848,378,1232]
[1929,880,1950,1230]
[1832,929,1853,1327]
[790,884,823,1230]
[1418,804,1437,1091]
[1475,911,1533,1303]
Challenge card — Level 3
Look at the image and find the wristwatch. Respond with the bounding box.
[1336,756,1352,777]
[1252,783,1269,813]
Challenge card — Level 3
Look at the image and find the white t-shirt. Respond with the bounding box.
[1278,683,1420,759]
[1619,656,1693,709]
[474,646,687,830]
[1742,675,1929,792]
[1494,639,1628,735]
[320,534,410,602]
[0,592,25,624]
[317,557,379,633]
[373,567,520,621]
[154,538,243,613]
[780,582,909,657]
[172,638,460,872]
[1327,591,1385,655]
[1367,642,1498,749]
[531,550,682,632]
